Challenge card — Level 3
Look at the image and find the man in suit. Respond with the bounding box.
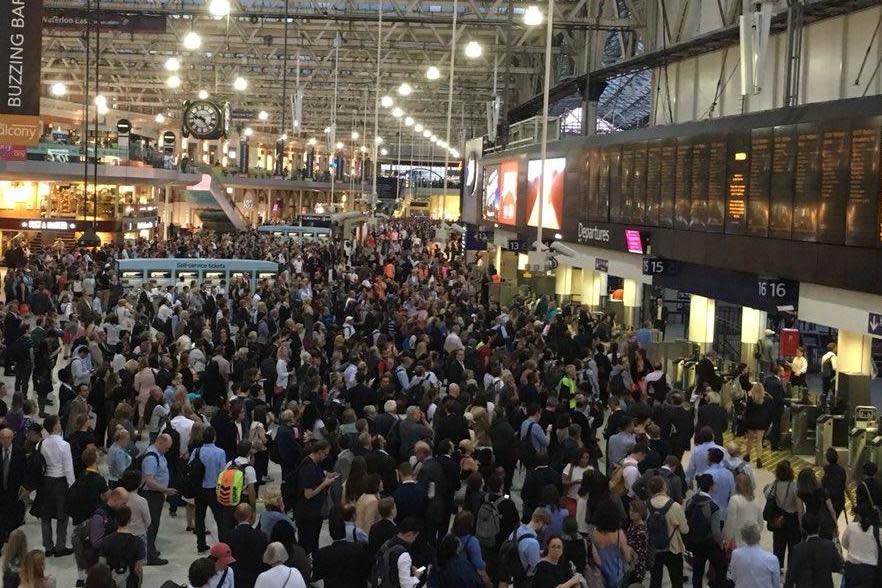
[392,461,428,524]
[0,427,25,552]
[520,453,561,522]
[663,393,694,460]
[227,504,268,588]
[445,349,466,387]
[314,516,371,588]
[764,365,787,450]
[782,514,842,588]
[368,498,398,558]
[365,435,398,495]
[696,391,729,446]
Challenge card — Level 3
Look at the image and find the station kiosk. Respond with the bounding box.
[848,406,879,473]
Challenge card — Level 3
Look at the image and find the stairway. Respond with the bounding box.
[29,230,77,255]
[185,174,249,232]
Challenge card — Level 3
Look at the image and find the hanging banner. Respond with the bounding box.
[43,9,166,33]
[1,0,44,116]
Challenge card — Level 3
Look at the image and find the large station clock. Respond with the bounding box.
[182,99,226,140]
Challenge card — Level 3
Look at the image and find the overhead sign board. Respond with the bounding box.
[43,9,166,33]
[594,258,608,272]
[506,239,529,252]
[869,312,882,337]
[0,0,44,116]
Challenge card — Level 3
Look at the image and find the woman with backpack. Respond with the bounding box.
[742,383,770,469]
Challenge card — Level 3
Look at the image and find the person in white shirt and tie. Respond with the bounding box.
[38,415,75,556]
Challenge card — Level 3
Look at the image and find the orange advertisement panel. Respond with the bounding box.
[498,160,518,225]
[0,115,42,146]
[527,158,565,230]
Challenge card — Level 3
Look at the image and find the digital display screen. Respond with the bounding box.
[483,160,518,224]
[204,272,224,281]
[177,271,198,281]
[149,271,171,279]
[625,229,644,254]
[258,272,276,279]
[527,158,565,230]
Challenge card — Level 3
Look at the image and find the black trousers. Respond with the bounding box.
[195,488,228,549]
[14,361,31,395]
[767,406,784,449]
[691,543,727,588]
[298,515,323,555]
[142,489,165,561]
[844,562,878,588]
[650,551,683,588]
[772,519,799,569]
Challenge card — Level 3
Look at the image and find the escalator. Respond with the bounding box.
[185,174,249,232]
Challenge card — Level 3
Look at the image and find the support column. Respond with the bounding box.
[740,307,767,373]
[622,278,640,329]
[688,295,716,353]
[581,270,606,312]
[836,330,873,409]
[555,264,574,301]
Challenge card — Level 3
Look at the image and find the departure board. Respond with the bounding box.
[620,147,634,224]
[690,140,709,231]
[792,123,821,242]
[846,118,882,247]
[707,139,727,232]
[674,141,693,229]
[748,128,773,237]
[608,147,623,223]
[580,151,593,220]
[645,142,662,226]
[659,141,676,227]
[726,132,751,235]
[632,142,648,224]
[769,125,796,239]
[597,149,611,222]
[819,121,850,244]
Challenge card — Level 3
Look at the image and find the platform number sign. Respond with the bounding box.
[643,258,666,275]
[475,229,492,243]
[756,278,798,310]
[507,239,529,252]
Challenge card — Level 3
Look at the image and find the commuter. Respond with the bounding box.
[684,474,727,588]
[728,524,782,588]
[648,476,688,588]
[426,534,483,588]
[293,440,338,554]
[227,504,268,588]
[841,502,881,587]
[695,391,728,445]
[37,415,75,557]
[531,536,584,588]
[820,342,837,404]
[723,473,764,548]
[765,460,800,570]
[783,513,842,588]
[685,426,725,485]
[191,427,229,551]
[254,542,306,588]
[820,448,847,520]
[796,467,838,540]
[313,516,371,588]
[140,433,176,565]
[763,365,786,450]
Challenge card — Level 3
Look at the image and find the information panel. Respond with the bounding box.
[748,128,773,237]
[769,125,796,239]
[645,142,661,226]
[632,143,648,225]
[725,133,750,235]
[792,123,821,242]
[620,147,634,224]
[707,139,727,232]
[690,140,709,231]
[659,141,676,227]
[846,118,882,247]
[819,121,850,244]
[674,141,692,230]
[608,147,623,223]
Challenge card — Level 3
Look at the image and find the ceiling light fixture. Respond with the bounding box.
[166,75,182,88]
[233,76,248,91]
[426,66,441,80]
[164,57,181,71]
[154,113,166,124]
[380,148,388,156]
[208,0,231,18]
[375,136,384,145]
[183,31,202,50]
[464,40,483,59]
[392,107,403,118]
[351,131,359,140]
[198,89,209,100]
[414,123,424,133]
[397,82,413,96]
[307,137,317,146]
[404,116,414,127]
[243,127,254,137]
[380,95,394,108]
[50,82,67,97]
[335,141,344,149]
[258,110,269,121]
[523,5,543,26]
[422,129,431,138]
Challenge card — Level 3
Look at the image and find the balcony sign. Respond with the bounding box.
[20,220,76,231]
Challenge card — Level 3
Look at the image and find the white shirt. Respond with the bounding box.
[622,457,641,498]
[722,494,764,547]
[170,416,194,458]
[790,356,808,377]
[821,351,838,372]
[343,363,359,389]
[276,359,290,389]
[254,565,306,588]
[40,434,75,485]
[228,456,258,487]
[842,521,879,565]
[208,566,235,588]
[397,550,420,588]
[727,544,781,588]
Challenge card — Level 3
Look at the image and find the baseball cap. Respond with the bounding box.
[209,543,236,566]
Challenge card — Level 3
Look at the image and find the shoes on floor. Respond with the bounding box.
[54,547,73,557]
[145,558,169,566]
[44,549,54,557]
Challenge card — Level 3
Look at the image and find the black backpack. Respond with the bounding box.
[684,496,716,549]
[126,450,160,478]
[646,498,676,551]
[179,448,206,499]
[499,531,535,581]
[370,540,408,588]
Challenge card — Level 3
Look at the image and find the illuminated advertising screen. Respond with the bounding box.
[527,158,565,230]
[483,160,518,224]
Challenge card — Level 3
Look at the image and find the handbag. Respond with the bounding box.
[763,482,787,531]
[582,561,605,588]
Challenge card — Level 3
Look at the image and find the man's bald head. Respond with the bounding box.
[234,503,253,523]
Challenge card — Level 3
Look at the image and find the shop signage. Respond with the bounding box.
[162,131,176,148]
[868,312,882,337]
[27,144,81,162]
[230,109,258,120]
[20,219,76,230]
[506,239,529,252]
[43,9,166,33]
[594,258,608,272]
[0,115,42,145]
[0,0,43,115]
[298,214,332,228]
[0,145,26,160]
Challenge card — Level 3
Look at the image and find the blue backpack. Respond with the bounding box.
[593,531,625,588]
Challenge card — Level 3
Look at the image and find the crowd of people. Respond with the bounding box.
[0,218,876,588]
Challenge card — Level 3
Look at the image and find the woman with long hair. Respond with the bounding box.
[842,502,881,587]
[742,382,769,468]
[590,507,633,588]
[18,551,53,588]
[561,448,593,517]
[796,467,838,540]
[577,469,626,535]
[766,460,800,569]
[723,473,764,547]
[2,529,28,588]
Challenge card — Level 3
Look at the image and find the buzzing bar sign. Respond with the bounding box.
[0,0,43,116]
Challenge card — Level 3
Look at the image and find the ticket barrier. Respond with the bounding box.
[816,414,849,466]
[789,403,819,456]
[848,406,879,472]
[868,435,882,469]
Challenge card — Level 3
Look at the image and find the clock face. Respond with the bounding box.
[184,100,222,139]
